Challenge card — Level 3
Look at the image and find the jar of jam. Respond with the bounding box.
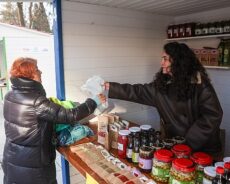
[152,149,174,183]
[167,24,174,39]
[163,138,175,150]
[171,144,191,158]
[118,130,130,159]
[224,162,230,182]
[140,124,151,134]
[190,152,213,184]
[138,146,153,173]
[172,136,185,144]
[169,158,196,184]
[203,166,216,184]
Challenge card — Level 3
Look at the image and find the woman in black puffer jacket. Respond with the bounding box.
[2,57,105,184]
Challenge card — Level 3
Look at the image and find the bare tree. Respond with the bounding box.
[28,2,33,28]
[16,2,25,27]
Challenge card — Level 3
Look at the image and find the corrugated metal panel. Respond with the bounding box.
[66,0,230,15]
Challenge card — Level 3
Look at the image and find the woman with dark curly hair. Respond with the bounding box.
[105,42,223,160]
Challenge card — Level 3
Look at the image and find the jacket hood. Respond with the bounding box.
[10,77,46,96]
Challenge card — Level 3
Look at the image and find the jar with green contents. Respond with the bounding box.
[190,152,213,184]
[169,158,196,184]
[152,149,174,183]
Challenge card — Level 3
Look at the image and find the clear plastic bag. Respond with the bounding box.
[81,76,108,115]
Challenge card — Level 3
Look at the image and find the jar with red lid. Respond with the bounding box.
[138,146,153,173]
[190,152,213,184]
[152,149,174,183]
[224,162,230,182]
[169,158,196,184]
[118,130,130,159]
[172,144,191,158]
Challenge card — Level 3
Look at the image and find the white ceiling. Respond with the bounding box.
[67,0,230,16]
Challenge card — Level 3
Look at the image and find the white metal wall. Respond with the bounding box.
[174,7,230,156]
[62,1,172,129]
[1,24,56,97]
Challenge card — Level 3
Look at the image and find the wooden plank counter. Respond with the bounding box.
[57,122,151,184]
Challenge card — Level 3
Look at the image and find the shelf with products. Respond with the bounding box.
[165,35,230,69]
[165,33,230,41]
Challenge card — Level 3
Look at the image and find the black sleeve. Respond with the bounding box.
[34,96,97,124]
[108,82,156,106]
[185,82,223,150]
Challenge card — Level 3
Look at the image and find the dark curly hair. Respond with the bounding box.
[154,42,210,100]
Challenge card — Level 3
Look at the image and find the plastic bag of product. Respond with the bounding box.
[81,75,108,115]
[49,97,94,146]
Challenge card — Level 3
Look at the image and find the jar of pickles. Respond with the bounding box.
[138,146,153,173]
[169,158,196,184]
[190,152,213,184]
[203,166,216,184]
[172,144,191,158]
[152,149,174,183]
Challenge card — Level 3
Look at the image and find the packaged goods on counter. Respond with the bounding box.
[203,166,216,184]
[151,149,174,183]
[169,158,196,184]
[190,152,213,184]
[171,144,192,158]
[138,146,153,173]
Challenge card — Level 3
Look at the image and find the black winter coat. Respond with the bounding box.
[108,76,223,155]
[2,77,97,184]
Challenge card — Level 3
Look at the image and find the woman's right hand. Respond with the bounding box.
[104,82,110,90]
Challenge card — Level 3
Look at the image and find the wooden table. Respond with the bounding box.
[57,122,150,184]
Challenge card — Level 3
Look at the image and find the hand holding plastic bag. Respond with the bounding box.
[81,76,108,115]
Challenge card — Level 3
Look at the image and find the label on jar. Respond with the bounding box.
[132,152,139,163]
[126,148,132,158]
[118,143,123,151]
[152,166,170,177]
[170,178,195,184]
[202,177,212,184]
[138,157,152,170]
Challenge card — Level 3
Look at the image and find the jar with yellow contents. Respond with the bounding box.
[169,158,196,184]
[151,149,174,183]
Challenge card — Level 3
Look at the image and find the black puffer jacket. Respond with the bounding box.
[109,76,223,155]
[2,77,97,184]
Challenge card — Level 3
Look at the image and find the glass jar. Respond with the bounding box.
[190,152,213,184]
[129,126,141,137]
[224,162,230,182]
[152,142,164,153]
[224,157,230,163]
[203,166,216,184]
[223,20,230,34]
[118,130,130,159]
[209,22,216,35]
[172,136,186,144]
[171,144,191,158]
[132,134,140,164]
[179,24,186,38]
[152,149,174,183]
[163,138,175,150]
[167,24,174,39]
[169,158,196,184]
[195,23,203,36]
[138,146,153,173]
[126,134,133,162]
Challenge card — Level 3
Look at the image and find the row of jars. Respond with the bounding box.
[167,20,230,39]
[117,125,186,161]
